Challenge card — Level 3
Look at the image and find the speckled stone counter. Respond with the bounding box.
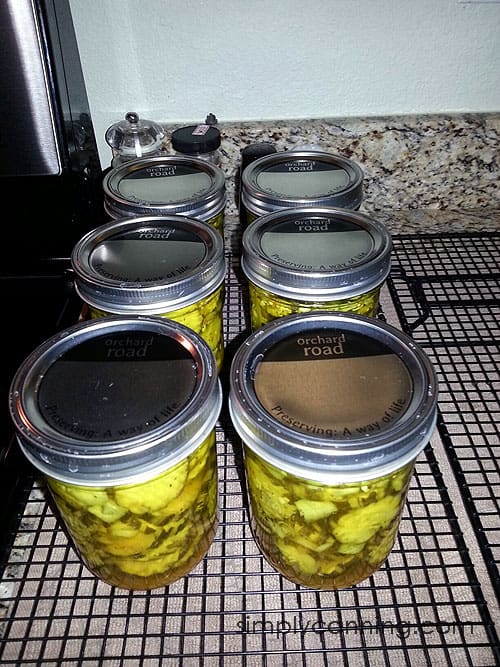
[163,112,500,239]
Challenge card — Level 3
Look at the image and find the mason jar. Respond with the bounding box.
[241,207,392,329]
[240,150,363,226]
[71,215,226,372]
[102,155,226,235]
[229,311,438,589]
[9,316,222,590]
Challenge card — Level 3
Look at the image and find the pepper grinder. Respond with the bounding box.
[105,112,166,168]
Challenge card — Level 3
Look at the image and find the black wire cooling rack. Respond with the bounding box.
[0,232,499,666]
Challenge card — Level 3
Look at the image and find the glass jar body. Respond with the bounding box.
[244,447,414,589]
[207,209,224,236]
[173,148,220,166]
[47,431,218,590]
[248,281,381,330]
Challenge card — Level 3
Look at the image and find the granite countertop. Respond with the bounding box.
[164,112,500,239]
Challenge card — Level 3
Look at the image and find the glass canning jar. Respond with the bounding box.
[240,150,363,226]
[241,207,392,330]
[229,311,438,589]
[102,155,226,236]
[71,215,226,372]
[9,316,222,590]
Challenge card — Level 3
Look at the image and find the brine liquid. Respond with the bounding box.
[48,432,218,590]
[244,447,414,589]
[248,282,380,330]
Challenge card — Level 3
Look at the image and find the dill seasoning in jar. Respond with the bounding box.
[71,215,226,372]
[241,207,391,329]
[102,155,226,235]
[240,150,363,225]
[229,311,438,589]
[9,316,222,591]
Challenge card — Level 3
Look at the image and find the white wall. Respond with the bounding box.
[68,0,500,166]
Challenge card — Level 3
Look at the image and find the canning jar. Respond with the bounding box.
[240,150,363,226]
[9,316,222,590]
[229,312,438,589]
[241,207,391,329]
[102,155,226,235]
[71,215,226,372]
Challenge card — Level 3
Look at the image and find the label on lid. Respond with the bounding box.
[89,226,206,284]
[253,329,413,439]
[118,163,212,204]
[38,331,197,442]
[192,124,210,136]
[256,159,350,197]
[259,217,373,271]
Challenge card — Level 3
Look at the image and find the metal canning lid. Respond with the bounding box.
[71,215,226,313]
[102,155,226,220]
[241,151,364,215]
[241,207,392,300]
[9,316,222,486]
[229,311,438,483]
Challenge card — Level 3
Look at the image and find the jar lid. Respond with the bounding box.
[241,207,391,300]
[229,312,438,483]
[105,112,165,159]
[241,150,364,215]
[102,155,226,220]
[71,215,226,313]
[9,316,222,485]
[171,124,221,154]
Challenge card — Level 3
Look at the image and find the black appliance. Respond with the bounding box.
[0,0,105,510]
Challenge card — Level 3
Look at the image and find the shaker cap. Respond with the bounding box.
[171,124,221,155]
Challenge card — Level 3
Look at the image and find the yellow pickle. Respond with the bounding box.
[241,207,392,330]
[248,282,380,329]
[47,432,217,590]
[9,316,222,590]
[229,311,438,589]
[244,448,413,588]
[71,215,226,372]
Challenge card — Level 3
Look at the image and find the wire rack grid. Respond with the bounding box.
[0,231,499,666]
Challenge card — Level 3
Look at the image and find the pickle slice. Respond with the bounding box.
[244,447,413,589]
[47,431,218,590]
[90,284,224,372]
[249,282,380,330]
